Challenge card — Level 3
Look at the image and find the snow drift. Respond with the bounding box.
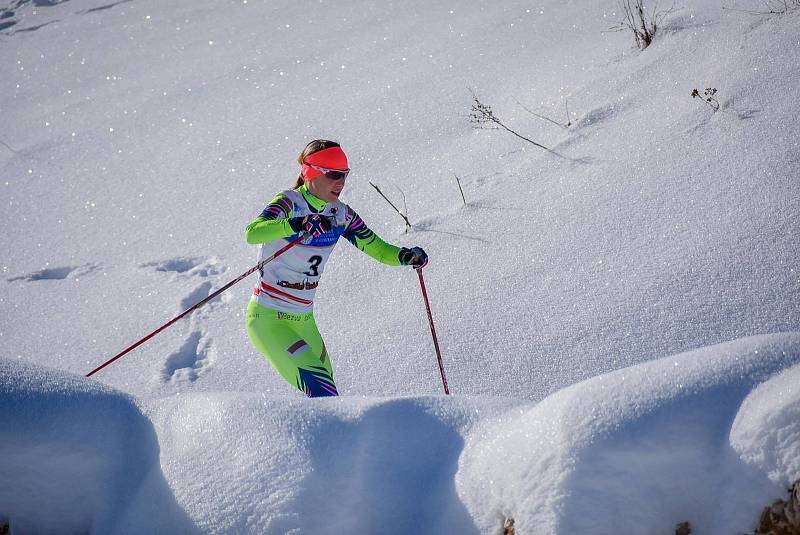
[458,333,800,534]
[3,335,800,533]
[0,359,196,534]
[147,393,516,534]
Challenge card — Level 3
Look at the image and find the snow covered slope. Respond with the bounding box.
[1,0,799,532]
[2,0,798,401]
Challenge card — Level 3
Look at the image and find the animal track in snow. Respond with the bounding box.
[161,330,214,384]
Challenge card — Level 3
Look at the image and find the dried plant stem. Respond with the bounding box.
[369,181,412,232]
[564,100,572,127]
[469,88,562,156]
[723,0,800,14]
[0,139,18,154]
[492,114,555,152]
[607,0,676,50]
[691,88,720,111]
[513,97,569,130]
[454,174,467,205]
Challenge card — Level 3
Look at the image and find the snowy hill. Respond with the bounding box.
[1,0,799,532]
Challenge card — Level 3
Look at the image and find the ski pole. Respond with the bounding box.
[85,235,306,377]
[415,267,450,395]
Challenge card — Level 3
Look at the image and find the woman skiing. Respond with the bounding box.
[245,140,428,397]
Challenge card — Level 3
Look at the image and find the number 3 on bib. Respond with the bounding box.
[304,255,322,277]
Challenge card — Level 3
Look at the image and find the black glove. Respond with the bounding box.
[398,246,428,269]
[289,214,333,238]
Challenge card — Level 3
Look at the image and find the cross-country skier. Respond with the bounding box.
[244,140,428,397]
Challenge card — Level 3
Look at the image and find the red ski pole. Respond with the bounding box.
[86,235,306,377]
[415,267,450,395]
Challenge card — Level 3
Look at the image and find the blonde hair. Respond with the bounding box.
[293,139,341,189]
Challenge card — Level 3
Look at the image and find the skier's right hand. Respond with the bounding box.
[289,214,334,238]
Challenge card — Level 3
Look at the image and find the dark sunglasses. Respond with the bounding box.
[307,163,350,181]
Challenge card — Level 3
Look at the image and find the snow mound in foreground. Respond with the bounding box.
[732,362,800,486]
[149,393,515,534]
[3,334,800,534]
[0,359,195,534]
[458,333,800,535]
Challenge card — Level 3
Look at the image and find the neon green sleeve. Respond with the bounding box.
[342,207,402,266]
[245,194,297,245]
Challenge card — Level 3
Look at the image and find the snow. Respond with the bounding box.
[0,359,196,534]
[1,0,799,532]
[148,393,514,534]
[458,333,800,534]
[731,359,800,487]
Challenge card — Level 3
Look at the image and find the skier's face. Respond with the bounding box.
[307,173,347,202]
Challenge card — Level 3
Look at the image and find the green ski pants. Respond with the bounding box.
[245,300,338,397]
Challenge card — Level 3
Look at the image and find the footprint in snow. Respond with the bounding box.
[7,263,100,282]
[0,0,69,35]
[180,281,222,310]
[161,330,213,384]
[573,102,628,130]
[80,0,133,15]
[143,258,227,382]
[139,256,225,310]
[140,256,228,313]
[139,256,225,278]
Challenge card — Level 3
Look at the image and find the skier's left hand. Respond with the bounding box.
[399,246,428,269]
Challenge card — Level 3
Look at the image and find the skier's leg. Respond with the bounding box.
[246,301,302,389]
[294,312,338,397]
[245,301,338,397]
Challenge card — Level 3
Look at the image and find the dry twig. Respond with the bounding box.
[454,174,467,205]
[369,181,412,232]
[469,88,560,155]
[513,97,571,129]
[607,0,677,50]
[691,87,720,111]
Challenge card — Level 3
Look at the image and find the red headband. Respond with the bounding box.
[301,146,349,180]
